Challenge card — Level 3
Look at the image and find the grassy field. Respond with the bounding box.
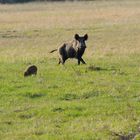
[0,0,140,139]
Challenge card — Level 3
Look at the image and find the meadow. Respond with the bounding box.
[0,0,140,139]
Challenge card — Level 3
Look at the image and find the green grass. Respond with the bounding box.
[0,0,140,139]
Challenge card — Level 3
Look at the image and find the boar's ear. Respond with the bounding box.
[84,34,88,40]
[74,34,79,40]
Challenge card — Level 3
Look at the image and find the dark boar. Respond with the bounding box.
[24,65,37,77]
[50,34,88,65]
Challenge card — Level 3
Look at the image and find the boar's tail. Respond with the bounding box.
[49,49,57,53]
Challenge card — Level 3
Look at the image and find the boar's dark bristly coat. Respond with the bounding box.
[24,65,37,77]
[50,34,88,65]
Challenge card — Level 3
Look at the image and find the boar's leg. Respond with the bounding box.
[59,56,67,65]
[58,58,61,64]
[78,59,81,65]
[61,59,66,64]
[77,57,86,65]
[80,58,86,64]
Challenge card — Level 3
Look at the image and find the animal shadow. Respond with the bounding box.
[86,65,108,72]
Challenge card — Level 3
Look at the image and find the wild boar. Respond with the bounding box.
[50,34,88,65]
[24,65,37,77]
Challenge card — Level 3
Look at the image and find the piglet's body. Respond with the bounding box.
[24,65,37,77]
